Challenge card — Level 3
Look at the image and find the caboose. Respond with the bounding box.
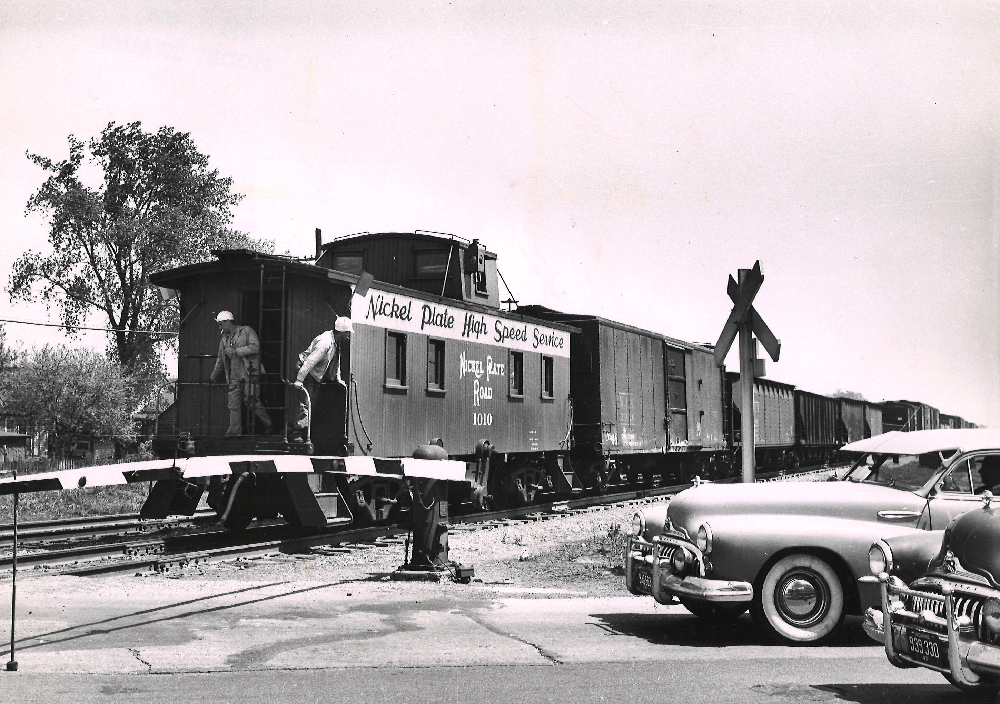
[150,232,579,517]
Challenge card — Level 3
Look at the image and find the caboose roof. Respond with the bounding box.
[149,249,357,288]
[321,231,497,259]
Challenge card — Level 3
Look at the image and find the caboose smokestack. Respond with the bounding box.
[315,228,322,260]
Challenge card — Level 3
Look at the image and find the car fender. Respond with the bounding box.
[702,514,928,611]
[877,529,946,585]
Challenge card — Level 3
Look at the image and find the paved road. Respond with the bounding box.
[0,575,981,703]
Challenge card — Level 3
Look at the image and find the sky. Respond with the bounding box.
[0,1,997,426]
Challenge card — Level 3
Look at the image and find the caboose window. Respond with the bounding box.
[413,250,449,278]
[509,351,524,397]
[474,270,488,295]
[331,253,364,276]
[427,339,445,391]
[386,332,407,387]
[541,356,554,399]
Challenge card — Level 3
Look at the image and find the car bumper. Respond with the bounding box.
[626,536,752,605]
[872,573,1000,686]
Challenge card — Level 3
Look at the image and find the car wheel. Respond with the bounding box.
[681,599,749,621]
[751,554,844,644]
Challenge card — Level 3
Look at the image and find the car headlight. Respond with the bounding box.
[869,540,893,575]
[983,598,1000,634]
[671,547,690,575]
[695,523,713,554]
[630,513,644,537]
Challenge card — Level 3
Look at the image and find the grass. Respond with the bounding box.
[539,522,629,571]
[0,484,149,523]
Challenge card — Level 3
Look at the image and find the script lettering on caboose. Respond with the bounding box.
[366,294,413,324]
[353,286,570,358]
[420,304,455,332]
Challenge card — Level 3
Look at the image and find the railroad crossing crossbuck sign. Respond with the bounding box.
[713,261,780,483]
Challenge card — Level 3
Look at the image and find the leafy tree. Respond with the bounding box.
[0,346,136,459]
[9,121,273,386]
[832,389,867,401]
[0,325,17,375]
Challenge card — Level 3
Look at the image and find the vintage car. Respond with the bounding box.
[625,428,1000,644]
[864,494,1000,693]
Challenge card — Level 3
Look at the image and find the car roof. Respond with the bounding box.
[842,429,1000,456]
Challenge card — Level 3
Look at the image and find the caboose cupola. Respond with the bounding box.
[317,231,502,309]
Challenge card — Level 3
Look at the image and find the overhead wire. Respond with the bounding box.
[0,317,177,336]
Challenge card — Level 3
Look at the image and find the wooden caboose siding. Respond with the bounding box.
[346,284,574,458]
[153,255,357,447]
[175,272,259,437]
[348,323,571,457]
[684,348,726,450]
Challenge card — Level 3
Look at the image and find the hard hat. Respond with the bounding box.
[335,316,353,333]
[215,311,235,322]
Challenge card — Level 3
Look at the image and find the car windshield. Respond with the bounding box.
[842,451,953,491]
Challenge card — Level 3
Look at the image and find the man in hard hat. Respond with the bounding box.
[292,316,352,443]
[210,311,273,436]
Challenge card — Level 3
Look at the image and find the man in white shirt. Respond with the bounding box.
[292,316,352,442]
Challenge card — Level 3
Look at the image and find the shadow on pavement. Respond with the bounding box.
[589,611,876,647]
[0,579,356,657]
[807,683,992,703]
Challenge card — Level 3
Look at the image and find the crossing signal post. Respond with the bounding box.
[714,262,781,483]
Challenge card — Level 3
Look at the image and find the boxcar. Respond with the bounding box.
[882,400,940,432]
[519,307,727,487]
[939,412,974,430]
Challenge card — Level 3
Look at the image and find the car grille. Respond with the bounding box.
[903,590,996,643]
[656,542,673,559]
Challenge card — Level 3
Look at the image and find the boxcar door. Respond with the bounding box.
[665,346,688,447]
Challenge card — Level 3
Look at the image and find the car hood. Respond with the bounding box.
[667,480,923,535]
[928,505,1000,588]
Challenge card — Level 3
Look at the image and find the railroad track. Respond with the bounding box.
[0,464,839,577]
[0,509,219,546]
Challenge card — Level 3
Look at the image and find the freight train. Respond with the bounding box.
[145,231,975,526]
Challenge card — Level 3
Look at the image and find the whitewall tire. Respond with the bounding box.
[752,554,844,644]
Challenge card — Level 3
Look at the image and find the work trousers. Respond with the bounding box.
[227,378,271,435]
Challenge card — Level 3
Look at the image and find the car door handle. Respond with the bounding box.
[877,510,922,521]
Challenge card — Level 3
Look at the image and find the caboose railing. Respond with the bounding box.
[155,375,312,445]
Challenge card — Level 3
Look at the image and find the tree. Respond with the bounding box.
[0,346,137,459]
[832,389,867,401]
[0,325,17,375]
[9,121,273,385]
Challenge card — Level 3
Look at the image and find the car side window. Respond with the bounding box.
[972,455,1000,494]
[940,459,973,494]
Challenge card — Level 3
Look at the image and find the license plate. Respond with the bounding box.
[894,625,947,669]
[636,569,653,592]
